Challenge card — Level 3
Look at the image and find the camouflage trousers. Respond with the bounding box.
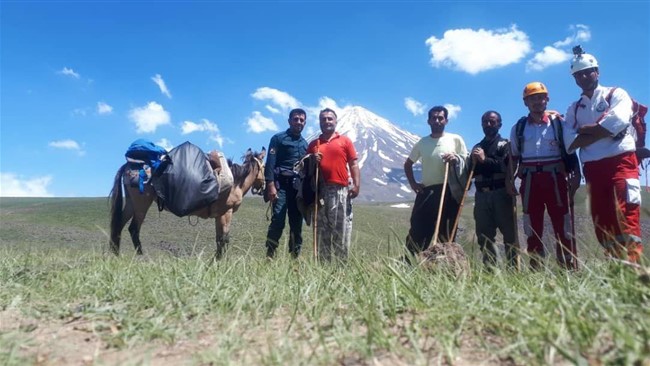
[316,183,353,262]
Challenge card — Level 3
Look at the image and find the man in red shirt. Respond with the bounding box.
[307,108,360,262]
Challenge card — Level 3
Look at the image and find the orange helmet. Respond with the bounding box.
[523,82,549,99]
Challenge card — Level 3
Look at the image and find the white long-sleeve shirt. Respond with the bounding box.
[563,85,634,162]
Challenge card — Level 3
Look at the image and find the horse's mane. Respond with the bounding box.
[228,151,260,187]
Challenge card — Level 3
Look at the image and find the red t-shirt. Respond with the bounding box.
[307,133,358,186]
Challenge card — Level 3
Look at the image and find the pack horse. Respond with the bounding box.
[109,142,266,259]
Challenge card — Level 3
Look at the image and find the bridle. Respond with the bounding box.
[250,156,265,196]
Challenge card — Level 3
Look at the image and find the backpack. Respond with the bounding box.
[573,87,648,163]
[515,112,579,172]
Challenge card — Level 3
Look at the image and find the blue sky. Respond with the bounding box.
[1,1,649,197]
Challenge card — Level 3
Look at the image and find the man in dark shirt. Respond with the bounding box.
[264,108,309,259]
[471,110,519,269]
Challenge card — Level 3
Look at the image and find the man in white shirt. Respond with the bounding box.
[563,46,643,263]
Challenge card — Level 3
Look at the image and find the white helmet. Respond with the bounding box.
[570,45,598,74]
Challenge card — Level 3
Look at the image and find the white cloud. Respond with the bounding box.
[97,101,113,115]
[58,67,80,79]
[265,105,281,114]
[251,87,299,111]
[0,173,54,197]
[525,25,591,72]
[247,111,279,133]
[156,138,173,151]
[181,119,226,148]
[553,24,591,47]
[425,25,531,74]
[151,74,172,98]
[48,139,85,156]
[404,97,426,116]
[444,104,461,120]
[128,102,171,133]
[181,119,219,134]
[526,46,571,72]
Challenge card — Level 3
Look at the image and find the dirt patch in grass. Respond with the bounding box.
[1,309,527,365]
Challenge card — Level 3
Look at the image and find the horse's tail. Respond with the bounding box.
[109,164,127,255]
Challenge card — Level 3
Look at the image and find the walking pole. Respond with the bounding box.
[313,142,320,262]
[507,145,522,271]
[450,161,475,241]
[426,161,450,251]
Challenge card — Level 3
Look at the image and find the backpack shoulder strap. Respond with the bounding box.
[515,116,527,154]
[605,87,618,105]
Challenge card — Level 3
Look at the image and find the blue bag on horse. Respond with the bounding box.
[151,141,220,217]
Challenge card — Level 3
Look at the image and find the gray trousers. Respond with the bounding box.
[473,187,519,267]
[317,183,352,262]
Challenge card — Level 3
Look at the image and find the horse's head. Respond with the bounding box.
[246,147,266,196]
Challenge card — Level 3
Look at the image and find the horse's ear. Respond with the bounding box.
[258,147,266,160]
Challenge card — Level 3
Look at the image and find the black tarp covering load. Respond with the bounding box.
[151,141,220,217]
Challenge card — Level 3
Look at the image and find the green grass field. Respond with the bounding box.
[1,194,649,365]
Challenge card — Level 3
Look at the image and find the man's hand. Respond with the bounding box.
[265,183,277,202]
[441,153,458,164]
[349,185,360,199]
[410,182,425,195]
[314,152,323,163]
[578,123,611,138]
[471,147,485,164]
[505,178,518,197]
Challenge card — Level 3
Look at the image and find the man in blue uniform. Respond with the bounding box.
[264,108,309,258]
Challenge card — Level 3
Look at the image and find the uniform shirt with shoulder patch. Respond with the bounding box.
[563,85,635,162]
[409,132,467,186]
[510,114,563,163]
[264,129,308,181]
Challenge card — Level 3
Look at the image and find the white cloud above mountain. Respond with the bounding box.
[425,25,531,74]
[128,102,170,133]
[405,97,426,116]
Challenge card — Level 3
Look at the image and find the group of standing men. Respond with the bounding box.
[263,108,360,262]
[263,47,644,267]
[405,47,644,268]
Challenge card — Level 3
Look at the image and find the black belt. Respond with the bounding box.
[476,183,505,192]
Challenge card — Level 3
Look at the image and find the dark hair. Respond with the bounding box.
[319,108,337,119]
[481,110,502,123]
[428,106,448,120]
[289,108,306,119]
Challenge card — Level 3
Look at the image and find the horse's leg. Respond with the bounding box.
[214,210,233,260]
[127,187,155,255]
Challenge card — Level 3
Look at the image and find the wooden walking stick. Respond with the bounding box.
[313,141,320,261]
[427,161,450,250]
[507,145,522,271]
[450,161,475,241]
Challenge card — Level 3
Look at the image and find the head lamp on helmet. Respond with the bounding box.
[523,82,549,99]
[570,45,598,74]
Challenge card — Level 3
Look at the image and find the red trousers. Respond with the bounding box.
[519,167,575,266]
[583,152,643,262]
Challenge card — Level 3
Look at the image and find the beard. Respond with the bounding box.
[483,127,499,137]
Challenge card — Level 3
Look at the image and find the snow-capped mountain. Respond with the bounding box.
[308,106,422,202]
